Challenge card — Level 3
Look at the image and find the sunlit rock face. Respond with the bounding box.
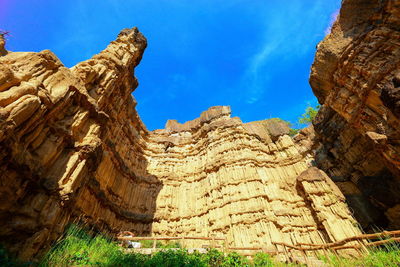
[0,28,152,259]
[310,0,400,230]
[0,27,363,259]
[146,107,360,249]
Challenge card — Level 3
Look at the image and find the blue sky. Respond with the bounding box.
[1,0,340,130]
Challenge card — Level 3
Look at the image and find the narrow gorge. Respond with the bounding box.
[0,0,400,261]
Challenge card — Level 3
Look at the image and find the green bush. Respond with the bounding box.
[2,224,397,267]
[40,224,128,266]
[140,240,182,249]
[38,225,252,267]
[319,243,400,267]
[298,104,320,125]
[146,249,205,267]
[200,249,225,267]
[253,252,274,267]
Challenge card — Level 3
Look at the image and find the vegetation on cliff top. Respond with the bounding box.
[298,104,319,125]
[284,103,320,136]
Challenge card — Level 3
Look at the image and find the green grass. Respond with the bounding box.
[2,225,400,266]
[140,239,182,249]
[319,243,400,267]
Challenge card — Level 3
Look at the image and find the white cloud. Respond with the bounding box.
[324,9,339,36]
[242,0,330,104]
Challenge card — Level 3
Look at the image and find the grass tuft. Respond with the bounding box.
[2,224,400,266]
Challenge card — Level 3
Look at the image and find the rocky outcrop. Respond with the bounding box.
[0,27,363,259]
[0,28,151,259]
[146,108,361,249]
[310,0,400,230]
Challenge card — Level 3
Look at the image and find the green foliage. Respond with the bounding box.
[160,241,182,249]
[40,224,126,266]
[217,252,250,267]
[200,249,225,267]
[38,225,252,267]
[253,252,274,267]
[146,249,206,267]
[2,224,395,267]
[319,242,400,267]
[140,240,161,248]
[140,240,182,249]
[298,104,320,125]
[288,128,299,137]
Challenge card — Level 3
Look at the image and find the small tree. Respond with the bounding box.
[0,30,10,38]
[298,104,320,125]
[0,30,9,56]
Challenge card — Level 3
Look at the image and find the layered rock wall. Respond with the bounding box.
[0,27,364,260]
[145,107,360,249]
[310,0,400,230]
[0,28,155,259]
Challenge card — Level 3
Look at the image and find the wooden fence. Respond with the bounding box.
[117,230,400,259]
[118,235,226,250]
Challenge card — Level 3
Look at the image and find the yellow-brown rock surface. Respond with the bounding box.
[310,0,400,230]
[0,28,150,259]
[0,27,362,259]
[146,109,361,250]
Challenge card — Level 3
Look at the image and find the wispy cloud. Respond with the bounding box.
[241,0,331,104]
[324,9,339,35]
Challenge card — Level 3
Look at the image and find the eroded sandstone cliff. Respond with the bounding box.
[310,0,400,231]
[0,26,363,259]
[146,107,360,249]
[0,28,152,259]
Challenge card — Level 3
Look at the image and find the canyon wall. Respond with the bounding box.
[145,107,360,249]
[310,0,400,230]
[0,26,364,259]
[0,28,157,259]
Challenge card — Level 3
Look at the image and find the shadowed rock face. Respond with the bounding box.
[0,27,364,259]
[310,0,400,230]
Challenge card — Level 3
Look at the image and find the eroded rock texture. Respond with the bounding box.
[311,0,400,230]
[0,28,152,259]
[0,27,363,259]
[146,108,360,249]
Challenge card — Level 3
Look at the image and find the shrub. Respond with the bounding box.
[252,252,274,267]
[298,104,320,125]
[14,224,399,267]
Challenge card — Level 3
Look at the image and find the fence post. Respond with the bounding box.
[153,238,157,250]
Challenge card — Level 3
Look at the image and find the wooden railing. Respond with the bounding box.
[118,236,226,250]
[272,230,400,252]
[117,230,400,258]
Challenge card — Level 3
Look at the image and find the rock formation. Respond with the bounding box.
[0,26,364,259]
[310,0,400,231]
[146,108,360,249]
[0,28,151,259]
